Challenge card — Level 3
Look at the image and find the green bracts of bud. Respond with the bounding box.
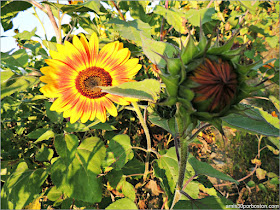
[166,58,182,76]
[160,74,180,98]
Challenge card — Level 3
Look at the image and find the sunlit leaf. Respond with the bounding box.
[52,136,106,203]
[101,79,160,102]
[105,198,138,209]
[108,18,152,45]
[103,134,134,170]
[1,161,48,209]
[141,34,178,67]
[222,105,280,137]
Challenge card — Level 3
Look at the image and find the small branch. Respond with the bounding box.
[160,0,168,41]
[214,164,258,187]
[27,0,61,44]
[110,0,125,21]
[160,18,166,41]
[182,174,197,191]
[132,102,152,181]
[131,146,160,158]
[206,0,214,8]
[239,9,249,25]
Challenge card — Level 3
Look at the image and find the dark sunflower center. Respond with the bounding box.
[190,58,238,112]
[75,67,112,99]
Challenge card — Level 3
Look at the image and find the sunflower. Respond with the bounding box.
[40,33,141,123]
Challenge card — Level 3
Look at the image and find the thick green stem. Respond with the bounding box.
[132,101,152,181]
[177,137,189,190]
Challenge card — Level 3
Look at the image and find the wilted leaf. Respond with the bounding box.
[256,168,267,180]
[145,180,164,196]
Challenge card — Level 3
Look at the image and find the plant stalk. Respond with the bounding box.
[132,101,152,181]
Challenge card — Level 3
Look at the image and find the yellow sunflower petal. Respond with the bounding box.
[106,94,130,105]
[100,97,118,117]
[89,32,99,66]
[80,98,92,123]
[40,85,60,98]
[72,35,90,68]
[69,97,87,123]
[89,100,97,121]
[95,41,119,69]
[95,100,107,123]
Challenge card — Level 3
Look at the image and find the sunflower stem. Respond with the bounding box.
[132,101,152,181]
[110,0,126,21]
[170,103,200,209]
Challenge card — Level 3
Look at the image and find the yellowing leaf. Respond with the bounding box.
[256,168,267,180]
[24,196,42,209]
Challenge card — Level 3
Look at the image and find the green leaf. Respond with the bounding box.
[181,181,200,200]
[149,114,177,136]
[222,105,279,137]
[141,34,178,67]
[45,101,63,124]
[42,1,100,14]
[1,49,29,68]
[54,134,79,164]
[108,19,152,45]
[121,181,136,201]
[266,36,279,48]
[1,76,38,99]
[101,79,160,102]
[51,136,106,203]
[239,0,258,15]
[65,120,114,132]
[82,0,100,13]
[1,69,14,83]
[107,170,124,188]
[14,28,37,40]
[182,35,199,65]
[105,198,138,210]
[1,161,48,209]
[154,6,187,34]
[1,1,32,31]
[35,144,54,162]
[185,8,216,26]
[42,40,57,51]
[28,128,54,143]
[46,186,63,202]
[103,134,134,170]
[188,155,237,183]
[174,196,234,209]
[122,158,145,176]
[32,129,54,144]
